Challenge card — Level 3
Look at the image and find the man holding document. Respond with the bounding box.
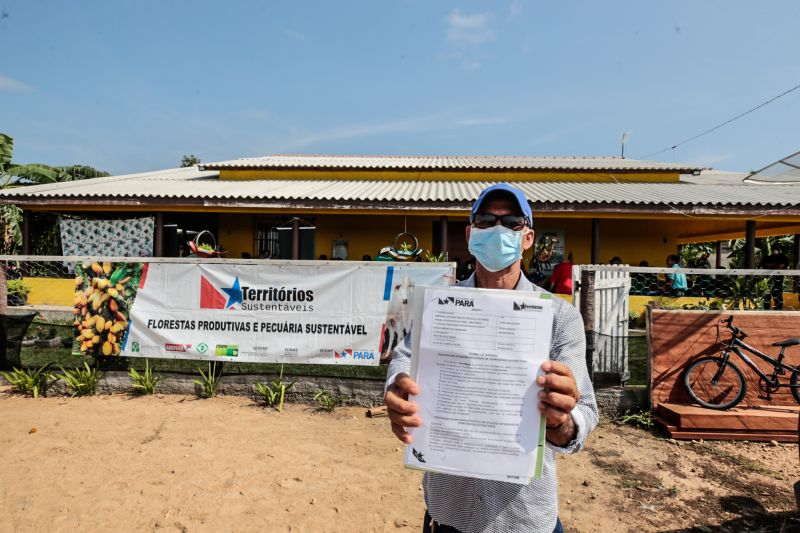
[384,183,598,533]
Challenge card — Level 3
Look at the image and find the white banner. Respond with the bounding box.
[121,261,454,365]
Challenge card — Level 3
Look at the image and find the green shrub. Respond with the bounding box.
[614,409,653,430]
[255,364,296,411]
[7,279,31,305]
[314,388,338,412]
[194,361,222,398]
[129,359,163,395]
[60,361,102,396]
[0,364,58,397]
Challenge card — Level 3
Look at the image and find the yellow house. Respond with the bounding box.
[4,154,800,270]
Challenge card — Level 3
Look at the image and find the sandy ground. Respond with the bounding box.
[1,388,798,533]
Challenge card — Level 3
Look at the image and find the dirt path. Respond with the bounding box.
[1,389,798,532]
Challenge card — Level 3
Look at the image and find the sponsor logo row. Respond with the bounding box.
[133,341,374,360]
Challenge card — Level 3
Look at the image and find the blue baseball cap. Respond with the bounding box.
[470,183,533,226]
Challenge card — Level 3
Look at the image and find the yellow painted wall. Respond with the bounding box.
[210,213,682,267]
[629,294,800,316]
[219,169,681,183]
[528,217,679,267]
[20,277,798,317]
[595,218,679,266]
[218,213,254,257]
[315,214,437,259]
[215,213,440,260]
[22,278,75,306]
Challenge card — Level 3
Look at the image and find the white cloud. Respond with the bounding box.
[284,29,307,41]
[455,117,510,127]
[528,132,564,146]
[281,113,514,149]
[446,9,493,46]
[284,116,441,149]
[232,108,272,121]
[0,74,32,92]
[509,0,524,18]
[686,153,733,165]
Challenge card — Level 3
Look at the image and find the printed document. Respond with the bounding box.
[404,286,554,484]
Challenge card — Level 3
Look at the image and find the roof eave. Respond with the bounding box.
[5,196,797,217]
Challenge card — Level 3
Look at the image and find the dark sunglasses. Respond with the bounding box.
[472,213,528,231]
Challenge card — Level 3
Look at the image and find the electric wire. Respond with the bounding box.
[638,81,800,160]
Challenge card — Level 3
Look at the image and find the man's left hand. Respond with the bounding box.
[536,361,579,437]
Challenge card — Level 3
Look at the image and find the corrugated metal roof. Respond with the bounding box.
[680,170,748,185]
[201,154,705,172]
[2,166,799,212]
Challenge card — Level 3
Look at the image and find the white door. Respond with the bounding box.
[593,269,631,383]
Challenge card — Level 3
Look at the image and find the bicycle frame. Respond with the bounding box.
[723,336,800,390]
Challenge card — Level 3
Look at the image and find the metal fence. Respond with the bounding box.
[4,256,799,387]
[574,264,800,387]
[0,255,390,380]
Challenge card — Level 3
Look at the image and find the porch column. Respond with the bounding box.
[0,263,6,316]
[0,263,6,369]
[744,220,756,268]
[715,241,723,269]
[591,218,600,264]
[153,213,164,257]
[439,216,448,258]
[291,218,300,260]
[793,234,800,291]
[22,210,30,255]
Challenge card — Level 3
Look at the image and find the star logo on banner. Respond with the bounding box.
[221,277,243,309]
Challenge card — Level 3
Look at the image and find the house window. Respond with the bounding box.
[254,219,282,259]
[332,239,348,260]
[254,217,316,259]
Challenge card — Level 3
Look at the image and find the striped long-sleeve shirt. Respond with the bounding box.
[386,273,598,533]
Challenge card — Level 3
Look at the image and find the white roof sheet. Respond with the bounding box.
[2,166,799,213]
[201,154,705,172]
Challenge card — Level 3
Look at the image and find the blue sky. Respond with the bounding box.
[1,1,799,175]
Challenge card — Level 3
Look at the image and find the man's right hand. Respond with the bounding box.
[384,373,422,444]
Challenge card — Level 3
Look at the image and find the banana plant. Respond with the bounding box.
[0,132,110,253]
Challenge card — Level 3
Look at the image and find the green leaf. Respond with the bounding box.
[0,133,13,171]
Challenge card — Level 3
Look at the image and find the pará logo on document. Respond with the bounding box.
[437,296,474,307]
[513,302,543,311]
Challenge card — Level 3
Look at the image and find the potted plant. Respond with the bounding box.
[188,230,227,258]
[7,279,31,306]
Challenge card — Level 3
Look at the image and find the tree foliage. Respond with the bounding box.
[181,154,201,167]
[681,236,796,269]
[0,132,110,253]
[727,235,795,269]
[680,242,714,268]
[0,133,109,184]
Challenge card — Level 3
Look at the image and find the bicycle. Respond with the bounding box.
[683,315,800,409]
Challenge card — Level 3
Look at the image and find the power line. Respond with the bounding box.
[638,81,800,160]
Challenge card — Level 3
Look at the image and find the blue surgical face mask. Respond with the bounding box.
[468,225,526,272]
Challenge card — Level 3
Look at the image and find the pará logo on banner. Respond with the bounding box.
[200,275,242,310]
[335,349,352,359]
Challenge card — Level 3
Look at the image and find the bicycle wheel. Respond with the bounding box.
[790,369,800,405]
[683,356,746,410]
